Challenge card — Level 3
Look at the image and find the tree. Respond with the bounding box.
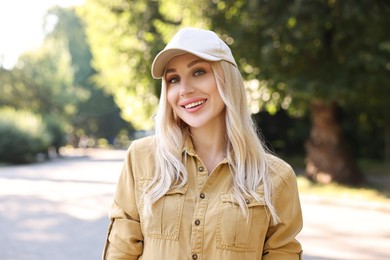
[206,0,390,184]
[1,38,79,116]
[0,40,78,155]
[0,5,130,148]
[43,5,129,141]
[79,0,208,129]
[78,0,389,184]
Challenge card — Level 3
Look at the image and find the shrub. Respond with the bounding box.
[0,107,52,163]
[44,115,67,153]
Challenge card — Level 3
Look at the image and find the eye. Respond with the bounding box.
[194,69,205,76]
[167,75,179,84]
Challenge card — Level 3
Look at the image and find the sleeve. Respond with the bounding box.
[102,145,144,260]
[262,167,303,260]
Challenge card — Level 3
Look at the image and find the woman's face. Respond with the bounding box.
[165,53,225,130]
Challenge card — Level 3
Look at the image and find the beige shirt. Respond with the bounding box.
[103,136,303,260]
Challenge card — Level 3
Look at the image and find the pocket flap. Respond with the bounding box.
[166,184,188,195]
[220,193,266,207]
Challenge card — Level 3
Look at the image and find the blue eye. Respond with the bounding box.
[194,70,205,76]
[167,76,179,83]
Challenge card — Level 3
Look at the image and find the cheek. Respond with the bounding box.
[211,85,225,108]
[216,96,226,112]
[166,87,178,108]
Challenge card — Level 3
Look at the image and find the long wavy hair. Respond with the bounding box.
[143,60,280,225]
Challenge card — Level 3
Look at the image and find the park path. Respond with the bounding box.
[0,149,389,260]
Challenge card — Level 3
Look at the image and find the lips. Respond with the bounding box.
[179,98,207,110]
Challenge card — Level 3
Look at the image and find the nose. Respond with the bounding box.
[179,78,195,96]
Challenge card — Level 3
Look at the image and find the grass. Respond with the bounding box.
[284,155,390,204]
[297,176,390,203]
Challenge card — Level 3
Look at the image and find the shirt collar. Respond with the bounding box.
[183,136,196,156]
[182,136,229,164]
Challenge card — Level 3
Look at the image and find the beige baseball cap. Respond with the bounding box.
[151,27,237,79]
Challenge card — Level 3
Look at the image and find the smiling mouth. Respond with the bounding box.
[183,100,206,109]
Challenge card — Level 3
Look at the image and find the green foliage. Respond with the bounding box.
[3,38,82,117]
[206,0,390,160]
[44,115,67,151]
[207,0,390,104]
[253,109,310,156]
[0,6,130,149]
[79,0,209,129]
[75,0,389,160]
[45,6,130,139]
[0,108,52,163]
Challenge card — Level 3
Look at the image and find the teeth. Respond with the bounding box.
[185,100,205,109]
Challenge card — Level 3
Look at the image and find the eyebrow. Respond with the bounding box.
[165,68,176,74]
[187,59,208,68]
[165,59,208,75]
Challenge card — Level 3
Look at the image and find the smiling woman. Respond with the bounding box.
[103,27,303,260]
[165,54,225,131]
[0,0,84,69]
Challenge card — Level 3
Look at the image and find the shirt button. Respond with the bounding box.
[194,219,201,226]
[200,193,205,199]
[245,199,251,204]
[192,254,198,260]
[198,166,204,172]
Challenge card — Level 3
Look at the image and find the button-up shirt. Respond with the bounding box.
[103,136,303,259]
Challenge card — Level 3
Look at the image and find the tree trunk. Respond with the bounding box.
[304,100,364,185]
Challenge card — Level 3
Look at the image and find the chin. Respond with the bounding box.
[182,119,208,129]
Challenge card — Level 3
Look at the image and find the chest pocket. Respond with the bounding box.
[138,181,188,240]
[216,193,270,252]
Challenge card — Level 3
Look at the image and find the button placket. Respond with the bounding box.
[191,159,210,256]
[196,162,208,189]
[191,189,207,255]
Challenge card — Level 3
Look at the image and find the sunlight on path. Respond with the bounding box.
[0,150,125,260]
[0,149,389,260]
[298,196,390,260]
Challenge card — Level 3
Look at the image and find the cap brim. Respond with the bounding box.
[151,48,222,79]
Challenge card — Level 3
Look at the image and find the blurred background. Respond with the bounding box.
[0,0,389,259]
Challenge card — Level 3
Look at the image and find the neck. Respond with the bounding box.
[189,118,227,173]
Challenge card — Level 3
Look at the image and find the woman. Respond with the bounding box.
[103,27,303,259]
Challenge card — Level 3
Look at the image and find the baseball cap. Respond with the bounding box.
[151,27,237,79]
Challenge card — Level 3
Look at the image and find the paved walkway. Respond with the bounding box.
[0,149,389,260]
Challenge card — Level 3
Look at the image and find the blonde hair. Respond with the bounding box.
[143,60,280,225]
